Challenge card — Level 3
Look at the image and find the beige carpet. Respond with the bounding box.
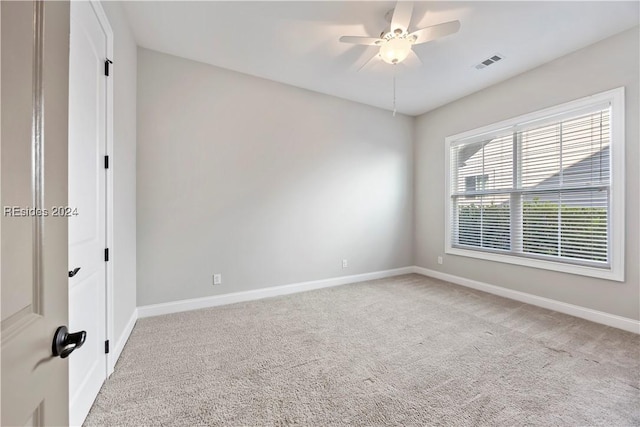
[85,274,640,426]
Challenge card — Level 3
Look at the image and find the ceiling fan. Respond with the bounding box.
[339,1,460,68]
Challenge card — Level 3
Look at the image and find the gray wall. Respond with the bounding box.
[137,48,414,306]
[414,27,639,320]
[102,1,137,340]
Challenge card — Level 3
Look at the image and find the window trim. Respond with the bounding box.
[444,87,625,282]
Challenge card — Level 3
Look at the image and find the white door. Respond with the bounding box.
[1,1,71,426]
[68,1,110,425]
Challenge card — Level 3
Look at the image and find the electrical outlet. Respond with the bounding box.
[342,259,348,268]
[437,256,443,265]
[213,274,222,285]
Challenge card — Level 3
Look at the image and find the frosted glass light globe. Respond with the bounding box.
[379,37,412,64]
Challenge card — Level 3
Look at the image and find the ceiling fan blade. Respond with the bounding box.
[339,36,382,46]
[391,1,413,34]
[410,20,461,45]
[357,53,382,72]
[403,49,422,67]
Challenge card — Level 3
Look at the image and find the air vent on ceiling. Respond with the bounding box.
[475,54,504,70]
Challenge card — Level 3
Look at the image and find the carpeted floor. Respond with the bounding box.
[85,274,640,426]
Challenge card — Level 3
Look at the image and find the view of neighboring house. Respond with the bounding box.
[452,108,609,262]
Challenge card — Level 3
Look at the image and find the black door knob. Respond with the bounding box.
[68,267,81,278]
[52,326,86,358]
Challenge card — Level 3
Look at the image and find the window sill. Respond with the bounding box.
[445,246,624,282]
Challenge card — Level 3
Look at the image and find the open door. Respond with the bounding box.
[1,1,74,425]
[67,1,112,424]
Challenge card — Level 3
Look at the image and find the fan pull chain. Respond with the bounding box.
[392,74,397,117]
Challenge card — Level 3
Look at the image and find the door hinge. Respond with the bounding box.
[105,340,110,354]
[104,248,109,262]
[104,59,113,77]
[104,155,109,169]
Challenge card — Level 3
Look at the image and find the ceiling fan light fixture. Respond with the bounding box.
[379,36,412,65]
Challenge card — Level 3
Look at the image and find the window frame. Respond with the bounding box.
[444,87,625,282]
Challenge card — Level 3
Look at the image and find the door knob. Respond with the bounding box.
[68,267,81,278]
[52,326,86,358]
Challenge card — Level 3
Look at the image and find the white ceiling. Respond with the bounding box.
[122,1,639,116]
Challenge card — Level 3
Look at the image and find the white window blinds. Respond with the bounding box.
[449,105,611,268]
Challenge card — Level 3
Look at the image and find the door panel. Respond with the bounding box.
[68,1,108,425]
[68,271,105,417]
[0,0,35,323]
[1,1,70,426]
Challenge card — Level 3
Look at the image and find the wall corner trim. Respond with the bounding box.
[412,266,640,334]
[108,308,138,375]
[137,267,414,319]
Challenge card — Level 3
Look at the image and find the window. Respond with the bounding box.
[445,88,625,281]
[465,174,489,195]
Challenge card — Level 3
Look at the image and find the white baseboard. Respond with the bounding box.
[412,266,640,334]
[135,265,639,334]
[137,267,414,319]
[108,308,138,375]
